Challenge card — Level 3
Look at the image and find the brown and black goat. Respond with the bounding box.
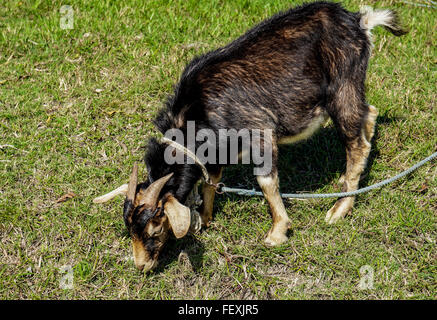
[95,2,407,271]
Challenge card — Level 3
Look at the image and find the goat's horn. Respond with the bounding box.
[93,184,128,203]
[126,163,139,204]
[138,172,174,208]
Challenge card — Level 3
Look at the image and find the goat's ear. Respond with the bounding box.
[163,195,190,238]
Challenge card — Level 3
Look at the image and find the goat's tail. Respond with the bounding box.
[359,5,408,37]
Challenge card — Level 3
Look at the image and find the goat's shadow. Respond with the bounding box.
[218,114,402,199]
[155,234,206,273]
[152,114,399,273]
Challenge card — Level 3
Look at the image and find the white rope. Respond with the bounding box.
[160,137,436,199]
[160,137,212,184]
[222,151,437,199]
[401,1,437,9]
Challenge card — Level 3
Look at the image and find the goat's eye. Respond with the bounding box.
[147,220,163,237]
[151,226,163,237]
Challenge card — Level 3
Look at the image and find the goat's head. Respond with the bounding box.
[94,163,192,272]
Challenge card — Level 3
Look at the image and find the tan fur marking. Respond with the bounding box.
[278,110,329,145]
[132,238,157,271]
[257,173,291,246]
[200,168,223,227]
[363,105,378,142]
[326,106,378,224]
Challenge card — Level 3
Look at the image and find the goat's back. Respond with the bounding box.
[159,1,371,139]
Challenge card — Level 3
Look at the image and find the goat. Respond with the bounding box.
[94,1,407,271]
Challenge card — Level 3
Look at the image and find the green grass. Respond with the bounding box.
[0,0,436,299]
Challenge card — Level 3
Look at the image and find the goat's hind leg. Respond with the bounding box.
[337,105,378,186]
[325,103,378,224]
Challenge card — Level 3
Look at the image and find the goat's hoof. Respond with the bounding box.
[201,218,212,229]
[325,198,353,224]
[264,232,288,247]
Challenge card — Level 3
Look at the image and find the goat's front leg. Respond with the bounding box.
[199,168,223,227]
[257,171,292,246]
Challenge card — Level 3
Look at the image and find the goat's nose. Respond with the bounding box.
[135,259,157,272]
[135,263,145,271]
